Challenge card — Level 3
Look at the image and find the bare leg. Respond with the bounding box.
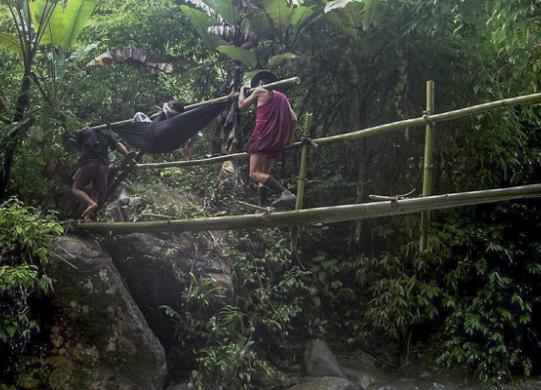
[72,182,97,219]
[249,153,274,184]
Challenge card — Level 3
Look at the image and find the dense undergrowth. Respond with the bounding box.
[0,199,63,382]
[1,0,541,387]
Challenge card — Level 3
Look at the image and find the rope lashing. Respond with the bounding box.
[300,136,319,149]
[422,110,436,126]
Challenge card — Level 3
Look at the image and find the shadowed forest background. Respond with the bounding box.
[1,0,541,388]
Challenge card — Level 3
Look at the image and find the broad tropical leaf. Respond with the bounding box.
[180,5,222,50]
[362,0,378,30]
[289,5,314,30]
[87,47,174,73]
[204,0,239,26]
[267,52,296,68]
[185,0,223,22]
[0,32,21,54]
[263,0,294,33]
[324,0,362,13]
[31,0,97,50]
[217,45,256,68]
[325,0,365,39]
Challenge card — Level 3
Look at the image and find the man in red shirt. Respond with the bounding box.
[238,71,297,209]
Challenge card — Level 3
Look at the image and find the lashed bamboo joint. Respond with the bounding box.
[71,183,541,234]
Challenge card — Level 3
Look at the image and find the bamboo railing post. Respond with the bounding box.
[291,113,313,253]
[295,113,313,210]
[420,81,435,252]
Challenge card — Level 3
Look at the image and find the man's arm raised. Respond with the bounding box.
[238,86,264,111]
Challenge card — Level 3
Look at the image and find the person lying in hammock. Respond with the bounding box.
[238,71,298,210]
[131,100,200,155]
[133,100,185,123]
[71,128,134,220]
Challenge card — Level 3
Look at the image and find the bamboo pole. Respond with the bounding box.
[137,152,248,169]
[420,81,435,252]
[295,113,313,211]
[77,77,301,133]
[137,91,541,170]
[71,183,541,234]
[99,151,144,209]
[291,113,313,253]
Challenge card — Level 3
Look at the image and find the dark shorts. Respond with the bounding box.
[72,160,109,198]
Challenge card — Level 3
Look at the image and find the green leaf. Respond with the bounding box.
[204,0,239,25]
[0,0,16,7]
[267,52,296,68]
[180,5,222,50]
[0,32,21,54]
[290,5,314,29]
[217,45,256,68]
[31,0,97,50]
[30,0,62,46]
[59,0,97,49]
[262,0,293,33]
[362,0,378,30]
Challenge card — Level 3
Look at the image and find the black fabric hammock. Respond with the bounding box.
[110,101,229,154]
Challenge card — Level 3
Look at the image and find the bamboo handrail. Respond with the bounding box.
[71,183,541,233]
[77,77,301,133]
[137,91,541,169]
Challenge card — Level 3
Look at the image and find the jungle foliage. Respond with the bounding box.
[1,0,541,387]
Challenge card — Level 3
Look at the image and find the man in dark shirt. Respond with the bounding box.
[72,129,132,219]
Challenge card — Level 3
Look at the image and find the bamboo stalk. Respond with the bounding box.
[77,77,301,133]
[291,113,313,253]
[72,183,541,234]
[99,151,144,209]
[295,113,313,211]
[420,81,435,252]
[186,77,300,110]
[138,152,248,169]
[306,91,541,147]
[137,91,541,170]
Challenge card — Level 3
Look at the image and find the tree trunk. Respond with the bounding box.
[0,66,32,197]
[212,64,244,156]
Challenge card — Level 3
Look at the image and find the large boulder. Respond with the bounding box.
[103,229,232,350]
[302,340,347,378]
[46,235,167,390]
[341,351,390,389]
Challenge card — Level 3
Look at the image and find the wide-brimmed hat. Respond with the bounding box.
[250,71,278,88]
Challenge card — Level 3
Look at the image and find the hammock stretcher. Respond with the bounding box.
[110,101,229,154]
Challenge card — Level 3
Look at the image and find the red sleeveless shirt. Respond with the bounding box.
[244,91,294,160]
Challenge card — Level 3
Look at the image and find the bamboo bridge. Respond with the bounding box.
[73,80,541,251]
